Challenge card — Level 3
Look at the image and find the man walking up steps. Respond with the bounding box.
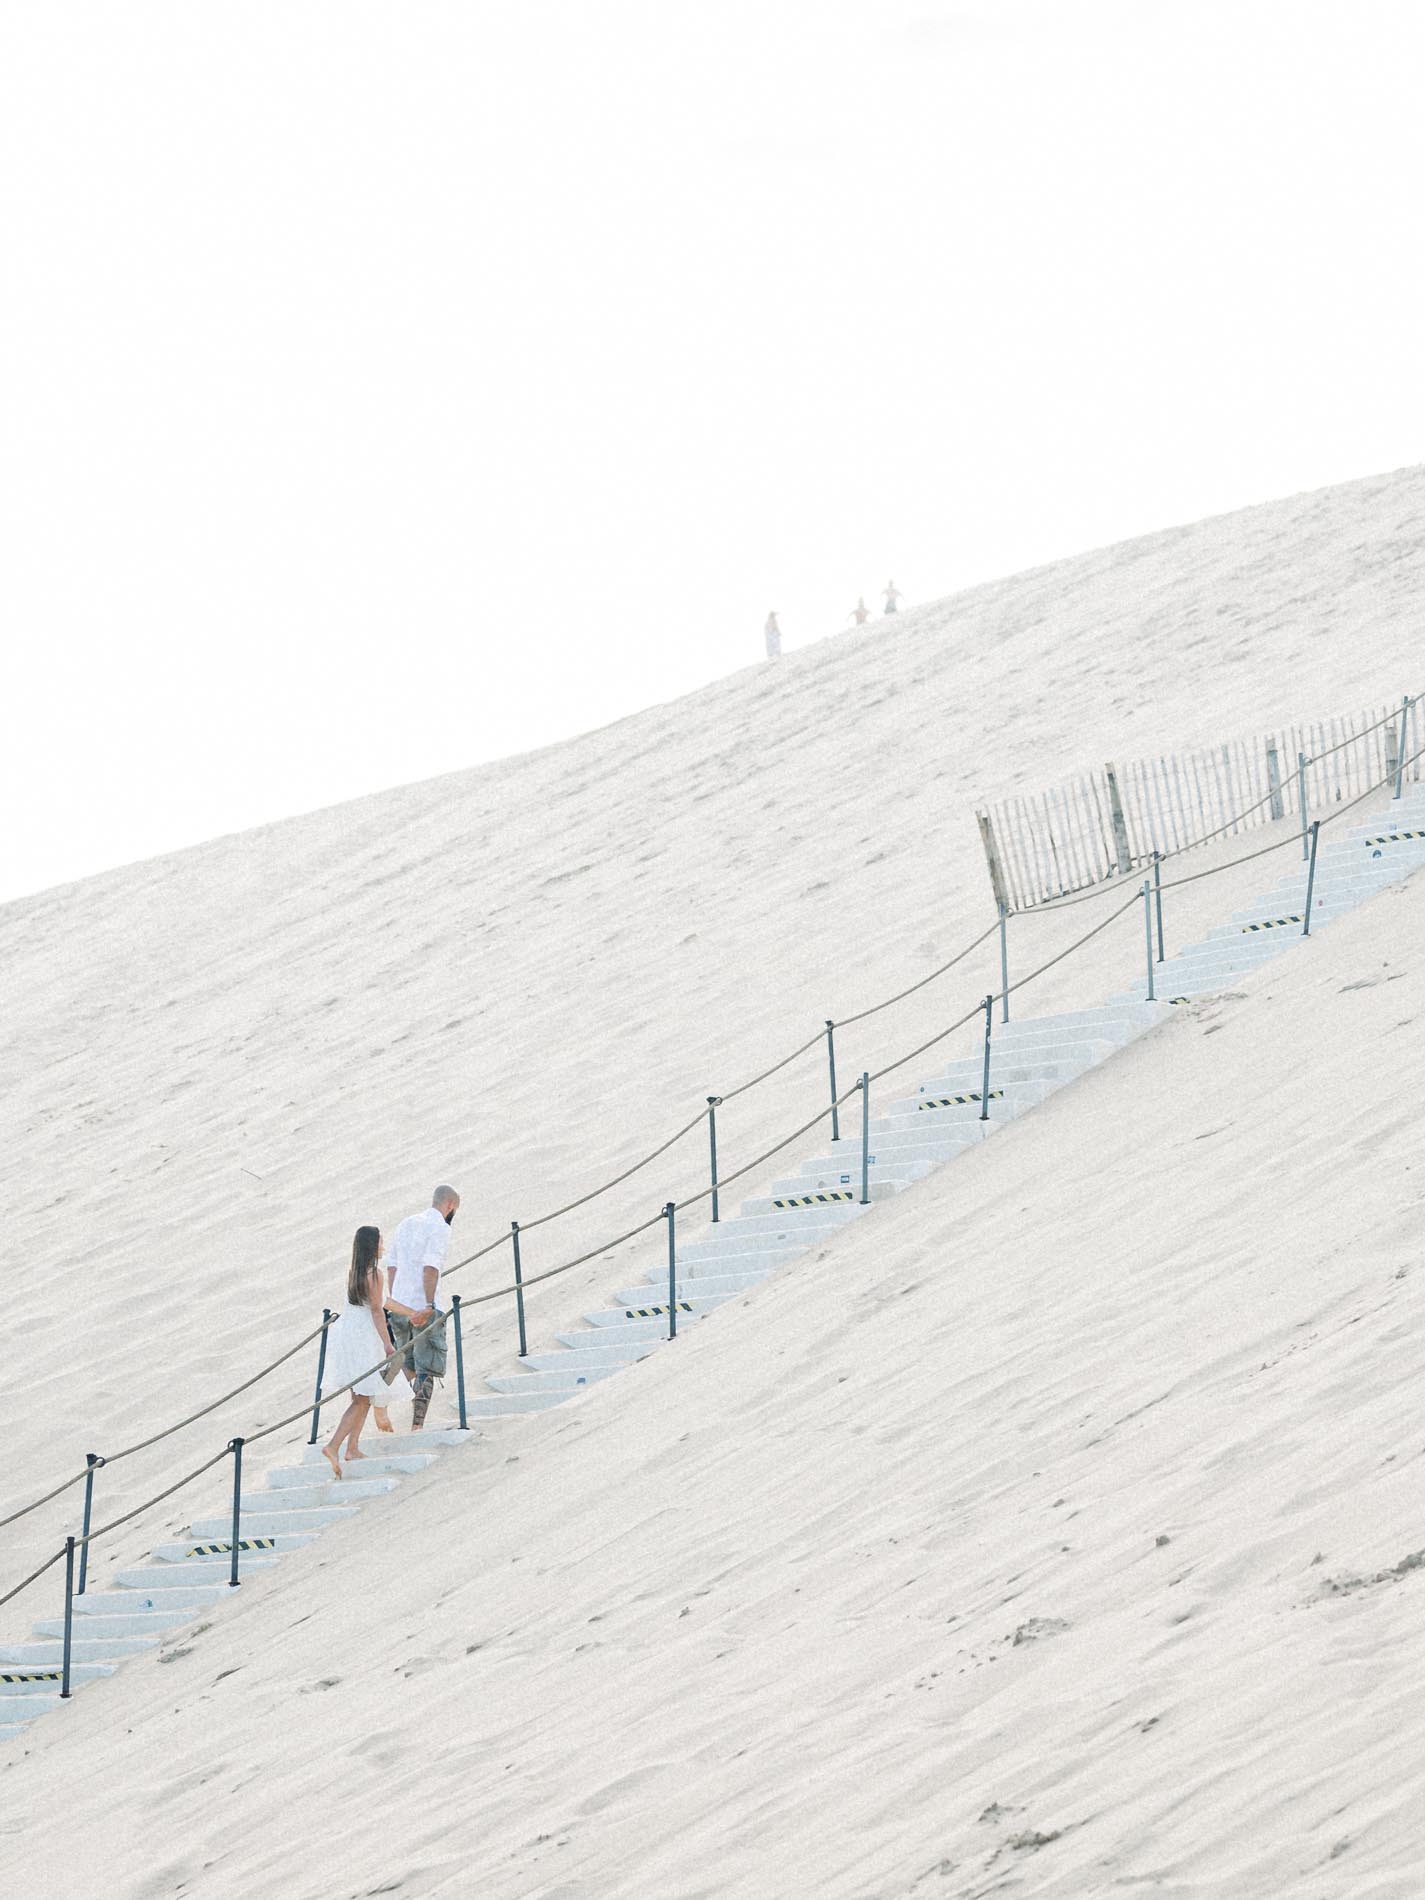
[387,1185,461,1431]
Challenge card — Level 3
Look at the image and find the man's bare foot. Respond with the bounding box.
[321,1445,343,1481]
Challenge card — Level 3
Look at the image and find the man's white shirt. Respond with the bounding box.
[388,1206,452,1312]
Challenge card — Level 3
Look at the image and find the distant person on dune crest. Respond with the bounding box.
[883,581,903,614]
[764,612,782,659]
[321,1226,397,1477]
[386,1185,460,1431]
[849,597,871,625]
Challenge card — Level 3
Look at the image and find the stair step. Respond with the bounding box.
[526,1342,656,1370]
[298,1428,474,1461]
[151,1532,317,1562]
[557,1320,685,1347]
[485,1365,620,1394]
[461,1390,570,1416]
[272,1453,434,1482]
[114,1560,278,1591]
[782,1157,949,1195]
[582,1302,721,1332]
[82,1582,234,1614]
[619,1270,774,1305]
[793,1146,957,1177]
[990,1007,1164,1042]
[34,1608,197,1640]
[247,1478,399,1510]
[910,1052,1100,1086]
[0,1697,62,1728]
[672,1238,801,1267]
[722,1203,868,1231]
[0,1663,113,1694]
[0,1637,161,1664]
[186,1508,355,1538]
[820,1116,986,1146]
[869,1111,998,1139]
[741,1185,896,1218]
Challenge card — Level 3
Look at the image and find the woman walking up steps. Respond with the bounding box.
[321,1225,397,1478]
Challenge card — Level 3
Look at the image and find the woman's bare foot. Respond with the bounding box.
[373,1409,394,1434]
[344,1448,368,1462]
[321,1444,344,1480]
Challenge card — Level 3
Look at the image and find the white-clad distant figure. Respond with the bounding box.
[883,581,903,615]
[764,612,782,659]
[849,597,871,626]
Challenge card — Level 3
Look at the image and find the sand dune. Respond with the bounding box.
[2,467,1424,1895]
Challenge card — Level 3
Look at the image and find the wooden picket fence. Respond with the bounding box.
[976,696,1419,912]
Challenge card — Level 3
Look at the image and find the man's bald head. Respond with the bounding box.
[433,1185,460,1214]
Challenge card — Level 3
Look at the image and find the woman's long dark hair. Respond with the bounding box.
[348,1225,382,1306]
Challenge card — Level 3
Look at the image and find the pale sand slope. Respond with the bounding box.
[5,811,1425,1898]
[0,466,1420,1890]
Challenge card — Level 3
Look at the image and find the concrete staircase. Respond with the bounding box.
[0,1430,475,1745]
[5,788,1423,1747]
[477,790,1425,1401]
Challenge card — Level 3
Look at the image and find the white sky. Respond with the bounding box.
[3,0,1422,902]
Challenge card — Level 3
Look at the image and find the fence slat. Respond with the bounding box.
[996,797,1028,908]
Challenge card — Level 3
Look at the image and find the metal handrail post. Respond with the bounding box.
[1152,852,1165,962]
[307,1310,332,1445]
[979,993,993,1120]
[510,1222,528,1360]
[1303,821,1321,936]
[1394,696,1410,799]
[1298,751,1310,858]
[227,1439,244,1588]
[1142,881,1156,1002]
[825,1021,841,1143]
[707,1096,722,1223]
[61,1538,76,1699]
[451,1294,469,1429]
[665,1203,677,1340]
[77,1453,103,1596]
[859,1073,871,1205]
[998,904,1010,1023]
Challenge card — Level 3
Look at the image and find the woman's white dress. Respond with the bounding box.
[321,1297,392,1401]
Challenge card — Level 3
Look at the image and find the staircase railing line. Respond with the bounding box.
[0,1321,331,1534]
[0,1545,68,1613]
[2,733,1422,1599]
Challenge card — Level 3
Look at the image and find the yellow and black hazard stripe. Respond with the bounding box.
[770,1190,856,1209]
[0,1670,61,1683]
[1365,830,1425,845]
[182,1537,279,1559]
[1241,916,1302,932]
[917,1089,1004,1111]
[622,1301,694,1319]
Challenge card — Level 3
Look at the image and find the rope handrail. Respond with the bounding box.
[2,725,1422,1583]
[0,1321,330,1533]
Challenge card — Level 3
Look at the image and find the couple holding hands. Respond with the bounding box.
[320,1185,461,1477]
